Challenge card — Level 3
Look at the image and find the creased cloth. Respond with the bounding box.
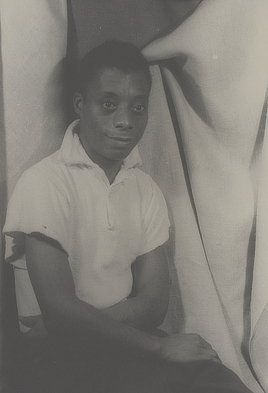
[140,1,268,392]
[1,0,68,196]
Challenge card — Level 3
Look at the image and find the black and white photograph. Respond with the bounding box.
[1,1,268,392]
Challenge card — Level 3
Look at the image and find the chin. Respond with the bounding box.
[110,153,129,162]
[109,148,132,161]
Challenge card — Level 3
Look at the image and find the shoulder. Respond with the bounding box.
[16,152,67,195]
[129,168,167,210]
[131,168,164,196]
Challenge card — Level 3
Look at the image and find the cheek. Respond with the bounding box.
[88,111,111,133]
[134,115,148,134]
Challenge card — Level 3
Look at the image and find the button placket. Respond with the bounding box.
[106,187,113,230]
[105,180,126,230]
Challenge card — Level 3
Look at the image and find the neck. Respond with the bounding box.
[77,132,123,184]
[86,152,123,184]
[103,161,122,184]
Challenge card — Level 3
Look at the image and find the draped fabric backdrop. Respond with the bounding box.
[0,0,68,378]
[1,1,268,392]
[141,2,268,392]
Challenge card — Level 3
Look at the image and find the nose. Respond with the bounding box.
[113,106,133,130]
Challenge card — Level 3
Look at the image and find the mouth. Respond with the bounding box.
[107,135,133,147]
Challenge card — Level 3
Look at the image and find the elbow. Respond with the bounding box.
[152,306,167,328]
[41,299,71,336]
[156,309,167,327]
[153,290,169,327]
[41,295,84,339]
[145,295,169,330]
[142,309,166,332]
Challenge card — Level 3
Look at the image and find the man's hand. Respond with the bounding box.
[160,333,221,363]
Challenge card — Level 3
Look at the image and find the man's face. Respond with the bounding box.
[74,68,150,168]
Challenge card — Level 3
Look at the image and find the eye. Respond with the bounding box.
[102,101,117,110]
[132,103,146,113]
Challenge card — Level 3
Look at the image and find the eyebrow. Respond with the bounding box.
[99,92,149,100]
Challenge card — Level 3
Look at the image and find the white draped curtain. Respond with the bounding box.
[141,2,268,391]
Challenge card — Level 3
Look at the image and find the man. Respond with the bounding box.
[3,40,252,392]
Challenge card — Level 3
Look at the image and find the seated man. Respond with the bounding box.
[3,40,253,393]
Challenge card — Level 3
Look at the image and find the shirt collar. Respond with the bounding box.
[58,119,142,171]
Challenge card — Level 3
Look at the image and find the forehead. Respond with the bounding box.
[86,68,150,99]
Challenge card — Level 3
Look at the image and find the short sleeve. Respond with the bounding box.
[3,167,70,262]
[139,180,170,255]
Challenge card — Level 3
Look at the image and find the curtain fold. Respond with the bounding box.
[140,1,268,391]
[1,0,68,196]
[250,95,268,392]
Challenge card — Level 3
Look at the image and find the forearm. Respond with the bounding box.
[102,293,165,332]
[102,247,169,332]
[43,295,162,357]
[45,298,221,365]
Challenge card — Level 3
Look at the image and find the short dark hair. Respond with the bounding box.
[77,40,151,98]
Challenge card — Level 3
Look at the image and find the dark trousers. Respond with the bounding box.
[3,334,253,393]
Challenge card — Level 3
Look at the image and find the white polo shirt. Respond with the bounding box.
[4,120,170,315]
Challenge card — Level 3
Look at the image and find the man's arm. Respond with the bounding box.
[25,234,220,363]
[102,246,169,332]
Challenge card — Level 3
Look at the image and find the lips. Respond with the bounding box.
[107,135,133,146]
[109,136,132,141]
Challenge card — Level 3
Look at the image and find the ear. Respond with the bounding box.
[73,92,84,116]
